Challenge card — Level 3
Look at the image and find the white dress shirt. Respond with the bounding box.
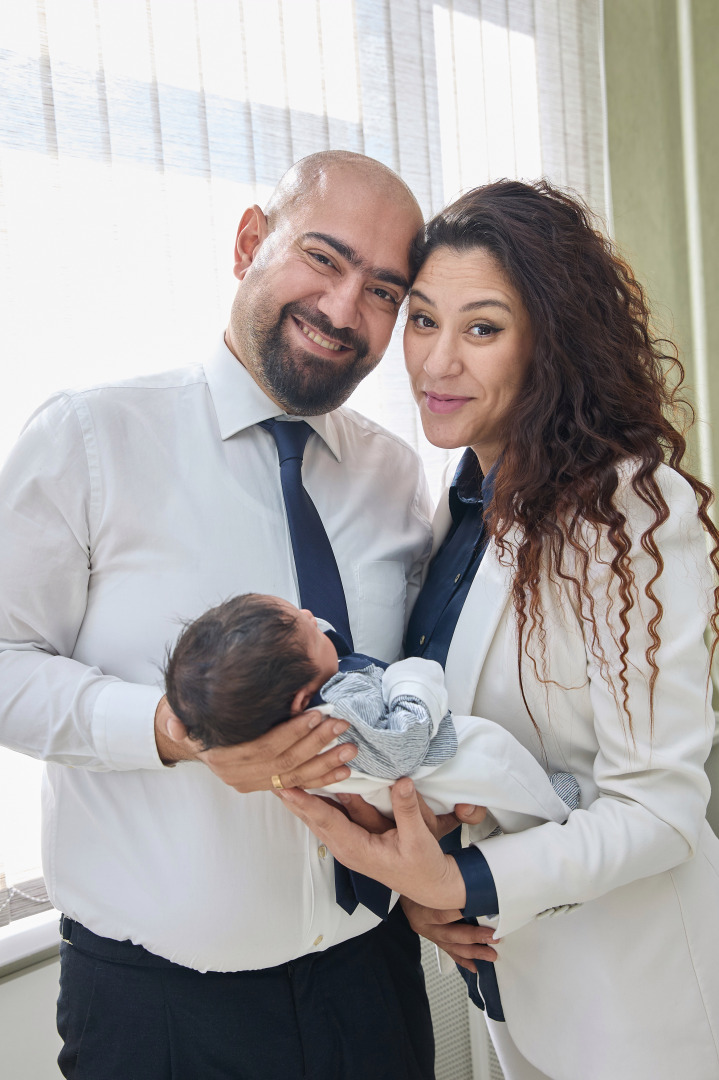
[0,339,432,971]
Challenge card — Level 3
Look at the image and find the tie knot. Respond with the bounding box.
[260,418,313,465]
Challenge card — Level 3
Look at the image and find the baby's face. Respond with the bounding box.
[294,606,340,684]
[271,600,339,686]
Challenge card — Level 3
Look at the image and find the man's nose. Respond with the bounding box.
[316,276,363,331]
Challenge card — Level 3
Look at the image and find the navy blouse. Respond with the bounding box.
[405,448,504,1021]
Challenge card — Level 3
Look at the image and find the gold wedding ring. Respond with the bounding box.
[271,774,284,790]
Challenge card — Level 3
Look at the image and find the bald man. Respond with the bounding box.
[0,153,437,1078]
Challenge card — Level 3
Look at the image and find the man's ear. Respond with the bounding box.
[290,687,314,716]
[233,205,268,280]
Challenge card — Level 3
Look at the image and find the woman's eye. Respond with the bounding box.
[469,323,498,337]
[409,313,436,329]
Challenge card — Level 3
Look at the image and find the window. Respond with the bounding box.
[0,0,607,926]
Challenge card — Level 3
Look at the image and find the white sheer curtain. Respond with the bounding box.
[0,0,607,923]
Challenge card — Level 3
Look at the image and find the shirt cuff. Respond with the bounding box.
[93,681,167,771]
[453,846,499,918]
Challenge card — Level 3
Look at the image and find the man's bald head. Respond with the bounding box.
[264,151,422,235]
[226,153,423,414]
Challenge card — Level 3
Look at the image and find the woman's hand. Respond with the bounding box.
[154,696,357,792]
[334,791,487,841]
[400,897,498,972]
[278,777,468,910]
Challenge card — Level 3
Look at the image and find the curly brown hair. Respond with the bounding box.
[411,179,719,738]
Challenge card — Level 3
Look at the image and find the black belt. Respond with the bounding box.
[58,911,405,975]
[59,915,182,970]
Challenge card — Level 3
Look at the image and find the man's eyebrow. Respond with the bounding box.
[409,288,511,314]
[303,232,409,292]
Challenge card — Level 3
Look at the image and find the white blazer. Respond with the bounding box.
[438,462,719,1080]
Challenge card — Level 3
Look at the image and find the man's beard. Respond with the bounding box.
[249,301,379,415]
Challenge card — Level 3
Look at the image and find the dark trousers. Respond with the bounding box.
[57,905,435,1080]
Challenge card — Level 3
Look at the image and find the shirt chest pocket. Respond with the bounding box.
[353,560,407,663]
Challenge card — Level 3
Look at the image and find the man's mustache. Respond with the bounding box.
[285,303,369,357]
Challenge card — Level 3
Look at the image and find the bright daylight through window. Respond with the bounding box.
[0,0,606,932]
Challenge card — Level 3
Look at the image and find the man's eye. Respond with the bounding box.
[372,287,399,305]
[309,251,334,267]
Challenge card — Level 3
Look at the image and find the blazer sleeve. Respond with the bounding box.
[473,465,716,939]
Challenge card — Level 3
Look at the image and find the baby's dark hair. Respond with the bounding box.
[164,594,320,749]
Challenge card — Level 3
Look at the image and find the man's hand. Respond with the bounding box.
[154,695,357,792]
[400,896,498,972]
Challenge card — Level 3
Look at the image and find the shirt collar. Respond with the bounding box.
[203,338,342,461]
[449,448,497,520]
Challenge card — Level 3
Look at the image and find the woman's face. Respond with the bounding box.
[404,246,533,473]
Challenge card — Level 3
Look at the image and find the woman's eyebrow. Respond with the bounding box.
[459,299,512,313]
[408,288,511,314]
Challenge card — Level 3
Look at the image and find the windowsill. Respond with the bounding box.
[0,908,60,979]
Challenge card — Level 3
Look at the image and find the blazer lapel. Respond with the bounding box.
[444,538,515,716]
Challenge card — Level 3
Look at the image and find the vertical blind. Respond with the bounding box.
[0,0,607,925]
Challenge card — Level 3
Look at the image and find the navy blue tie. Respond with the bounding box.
[261,418,391,920]
[260,419,353,648]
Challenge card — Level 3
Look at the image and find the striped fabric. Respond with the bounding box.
[322,664,458,780]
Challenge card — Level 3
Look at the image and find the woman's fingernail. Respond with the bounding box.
[333,721,350,736]
[336,792,352,804]
[334,768,350,781]
[338,746,355,762]
[308,714,321,729]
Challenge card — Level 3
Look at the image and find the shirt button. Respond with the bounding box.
[419,634,425,645]
[313,935,324,947]
[454,574,461,583]
[318,844,328,859]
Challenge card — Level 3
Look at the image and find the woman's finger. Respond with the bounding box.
[447,942,498,963]
[400,898,498,961]
[278,788,372,860]
[334,793,395,833]
[434,811,463,839]
[427,907,465,925]
[453,803,487,826]
[390,777,425,829]
[444,951,478,973]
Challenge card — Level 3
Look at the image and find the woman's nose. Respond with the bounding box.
[422,335,462,378]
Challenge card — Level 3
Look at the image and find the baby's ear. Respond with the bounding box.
[290,688,313,716]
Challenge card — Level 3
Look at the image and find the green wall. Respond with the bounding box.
[604,0,719,827]
[604,0,718,474]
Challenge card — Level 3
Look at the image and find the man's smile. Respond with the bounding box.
[292,315,351,354]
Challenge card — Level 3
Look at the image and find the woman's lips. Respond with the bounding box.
[424,392,471,414]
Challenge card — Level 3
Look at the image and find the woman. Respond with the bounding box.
[278,180,719,1080]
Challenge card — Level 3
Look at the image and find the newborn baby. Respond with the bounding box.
[164,593,579,832]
